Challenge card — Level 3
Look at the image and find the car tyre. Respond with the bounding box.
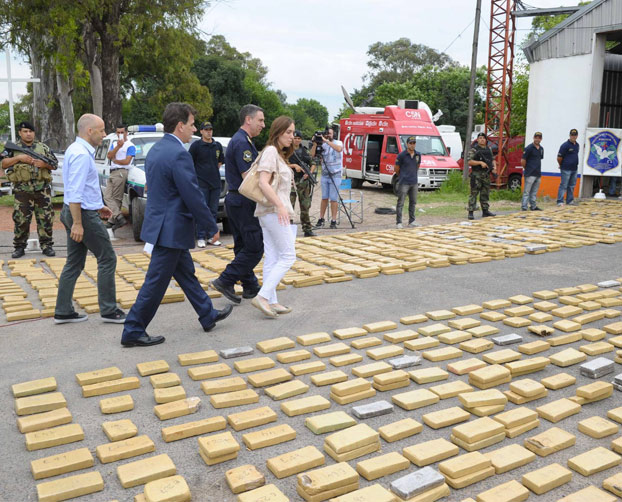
[508,174,522,192]
[131,198,145,242]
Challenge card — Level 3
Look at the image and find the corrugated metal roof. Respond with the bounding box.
[523,0,622,62]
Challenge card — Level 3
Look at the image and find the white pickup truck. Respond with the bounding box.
[52,125,230,241]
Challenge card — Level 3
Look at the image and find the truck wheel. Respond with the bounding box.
[508,174,522,191]
[221,217,232,235]
[350,178,363,189]
[131,199,145,242]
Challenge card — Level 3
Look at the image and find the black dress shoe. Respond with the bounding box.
[204,304,234,332]
[121,334,165,347]
[11,248,25,259]
[242,285,261,299]
[211,278,241,304]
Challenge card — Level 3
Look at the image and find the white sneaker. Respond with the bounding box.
[557,203,564,207]
[210,239,222,246]
[396,223,403,229]
[197,239,207,248]
[408,221,420,227]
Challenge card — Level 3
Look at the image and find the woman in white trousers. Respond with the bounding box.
[252,116,297,318]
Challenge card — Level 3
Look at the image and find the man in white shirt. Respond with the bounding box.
[311,127,343,229]
[55,114,126,324]
[104,124,135,231]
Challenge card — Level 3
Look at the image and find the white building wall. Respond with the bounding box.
[525,53,592,196]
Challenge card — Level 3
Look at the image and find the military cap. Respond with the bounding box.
[18,121,35,132]
[569,128,578,136]
[200,122,213,130]
[294,130,303,138]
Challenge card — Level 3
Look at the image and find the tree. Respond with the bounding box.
[0,0,82,147]
[511,65,529,137]
[82,0,206,130]
[365,38,456,88]
[287,99,329,138]
[192,56,250,136]
[205,35,269,83]
[121,28,212,126]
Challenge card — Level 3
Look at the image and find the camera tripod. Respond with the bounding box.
[313,147,356,229]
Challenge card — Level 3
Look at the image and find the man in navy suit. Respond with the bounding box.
[121,103,233,347]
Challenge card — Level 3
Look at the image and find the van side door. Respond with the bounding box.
[382,136,399,177]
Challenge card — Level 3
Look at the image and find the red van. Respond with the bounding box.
[340,104,460,190]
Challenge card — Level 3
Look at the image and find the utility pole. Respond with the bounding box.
[463,0,482,181]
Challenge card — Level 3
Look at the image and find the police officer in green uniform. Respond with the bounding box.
[288,130,316,237]
[467,132,496,220]
[1,121,57,258]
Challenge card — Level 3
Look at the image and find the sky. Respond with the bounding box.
[1,0,583,121]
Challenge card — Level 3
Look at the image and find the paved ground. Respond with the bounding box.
[1,197,622,502]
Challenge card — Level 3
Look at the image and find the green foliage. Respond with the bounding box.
[490,188,521,202]
[370,66,486,140]
[286,99,329,139]
[0,99,30,136]
[511,65,529,137]
[439,169,470,195]
[192,56,250,136]
[365,38,456,88]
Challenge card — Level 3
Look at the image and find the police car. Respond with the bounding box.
[53,125,230,241]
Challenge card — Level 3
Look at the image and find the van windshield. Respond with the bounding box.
[400,135,447,156]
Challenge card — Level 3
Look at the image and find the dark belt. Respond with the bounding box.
[228,189,239,193]
[110,167,128,171]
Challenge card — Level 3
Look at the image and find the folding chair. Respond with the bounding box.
[337,178,363,224]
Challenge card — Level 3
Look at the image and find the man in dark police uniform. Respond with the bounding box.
[211,104,265,304]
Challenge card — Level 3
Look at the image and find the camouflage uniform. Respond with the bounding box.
[290,177,313,232]
[288,146,315,233]
[2,139,56,250]
[467,145,493,212]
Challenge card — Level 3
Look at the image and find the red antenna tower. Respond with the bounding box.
[485,0,516,187]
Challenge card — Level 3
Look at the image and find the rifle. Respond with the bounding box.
[2,141,59,169]
[472,149,497,181]
[291,151,317,186]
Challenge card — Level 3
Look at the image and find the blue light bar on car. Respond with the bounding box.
[128,124,164,133]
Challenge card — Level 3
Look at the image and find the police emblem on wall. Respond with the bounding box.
[586,130,620,174]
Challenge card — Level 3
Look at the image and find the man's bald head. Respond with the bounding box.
[77,113,107,147]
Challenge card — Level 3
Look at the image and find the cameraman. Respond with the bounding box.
[311,126,342,229]
[288,130,316,237]
[467,132,496,220]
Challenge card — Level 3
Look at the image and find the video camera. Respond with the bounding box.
[313,126,331,146]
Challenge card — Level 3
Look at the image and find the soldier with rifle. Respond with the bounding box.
[288,130,317,237]
[467,132,497,221]
[1,121,58,258]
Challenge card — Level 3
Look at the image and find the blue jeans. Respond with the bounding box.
[396,183,418,224]
[521,176,541,210]
[557,170,577,204]
[321,172,340,201]
[196,182,220,239]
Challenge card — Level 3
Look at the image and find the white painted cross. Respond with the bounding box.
[0,47,40,142]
